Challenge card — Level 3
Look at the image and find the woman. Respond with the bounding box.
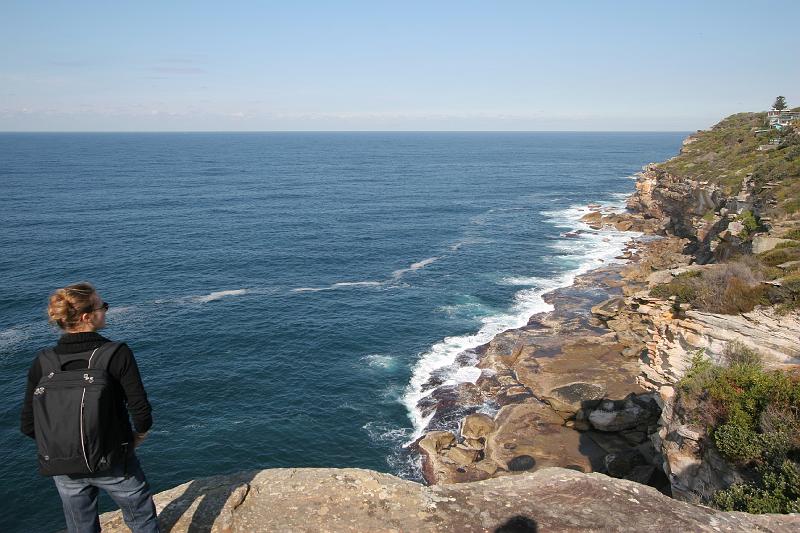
[20,282,159,533]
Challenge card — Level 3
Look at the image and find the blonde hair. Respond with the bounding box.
[47,282,97,330]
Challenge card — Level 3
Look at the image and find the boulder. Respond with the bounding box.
[591,297,626,318]
[98,467,800,532]
[580,211,603,224]
[752,236,795,254]
[588,399,649,432]
[460,413,495,442]
[645,270,673,287]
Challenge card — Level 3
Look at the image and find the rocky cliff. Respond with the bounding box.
[412,112,800,511]
[98,467,800,532]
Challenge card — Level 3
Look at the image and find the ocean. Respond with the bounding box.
[0,132,685,532]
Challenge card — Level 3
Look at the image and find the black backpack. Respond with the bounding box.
[32,342,127,476]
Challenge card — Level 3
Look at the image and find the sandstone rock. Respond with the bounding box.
[460,413,495,442]
[645,270,673,287]
[591,297,625,318]
[98,467,800,532]
[446,445,482,466]
[484,402,600,476]
[418,431,455,455]
[727,220,745,236]
[752,236,795,254]
[580,211,603,224]
[543,381,606,414]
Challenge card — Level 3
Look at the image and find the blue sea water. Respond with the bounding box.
[0,132,685,532]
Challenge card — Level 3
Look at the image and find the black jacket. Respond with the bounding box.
[20,332,153,441]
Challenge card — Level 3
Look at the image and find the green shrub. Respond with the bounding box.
[676,344,800,513]
[713,460,800,514]
[782,229,800,240]
[714,423,763,462]
[723,340,763,367]
[738,210,760,237]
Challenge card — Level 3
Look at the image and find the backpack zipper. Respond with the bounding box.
[79,387,93,473]
[79,347,100,473]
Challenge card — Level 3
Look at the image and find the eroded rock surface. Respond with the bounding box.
[99,467,800,532]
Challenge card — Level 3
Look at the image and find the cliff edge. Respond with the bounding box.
[98,467,799,532]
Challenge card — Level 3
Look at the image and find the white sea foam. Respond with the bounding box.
[363,421,413,443]
[0,325,33,352]
[193,289,248,303]
[391,256,439,279]
[332,281,383,288]
[402,198,642,440]
[361,354,396,369]
[291,280,382,293]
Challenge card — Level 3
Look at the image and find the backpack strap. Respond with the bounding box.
[87,342,123,371]
[37,348,63,376]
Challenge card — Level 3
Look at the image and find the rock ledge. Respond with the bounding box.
[99,467,799,532]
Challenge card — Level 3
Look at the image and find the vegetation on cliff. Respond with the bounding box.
[657,107,800,214]
[676,342,800,513]
[648,238,800,313]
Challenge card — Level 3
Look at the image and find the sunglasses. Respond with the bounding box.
[87,302,109,313]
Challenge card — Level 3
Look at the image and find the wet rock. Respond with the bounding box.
[580,211,603,224]
[507,455,536,472]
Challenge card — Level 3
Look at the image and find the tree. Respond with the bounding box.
[773,96,788,111]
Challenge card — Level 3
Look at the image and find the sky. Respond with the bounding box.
[1,1,798,131]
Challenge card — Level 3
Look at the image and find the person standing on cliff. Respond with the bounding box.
[20,282,160,533]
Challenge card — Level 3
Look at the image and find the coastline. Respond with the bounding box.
[408,168,686,487]
[402,193,653,440]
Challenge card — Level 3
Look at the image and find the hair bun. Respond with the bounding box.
[47,282,96,330]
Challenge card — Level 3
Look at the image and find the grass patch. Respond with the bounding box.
[759,246,800,267]
[782,229,800,240]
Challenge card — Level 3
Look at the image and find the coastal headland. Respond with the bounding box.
[100,112,800,531]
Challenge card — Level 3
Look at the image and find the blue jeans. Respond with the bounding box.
[53,452,159,533]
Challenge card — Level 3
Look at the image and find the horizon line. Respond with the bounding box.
[0,129,692,134]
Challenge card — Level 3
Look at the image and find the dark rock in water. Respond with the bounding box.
[507,455,536,472]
